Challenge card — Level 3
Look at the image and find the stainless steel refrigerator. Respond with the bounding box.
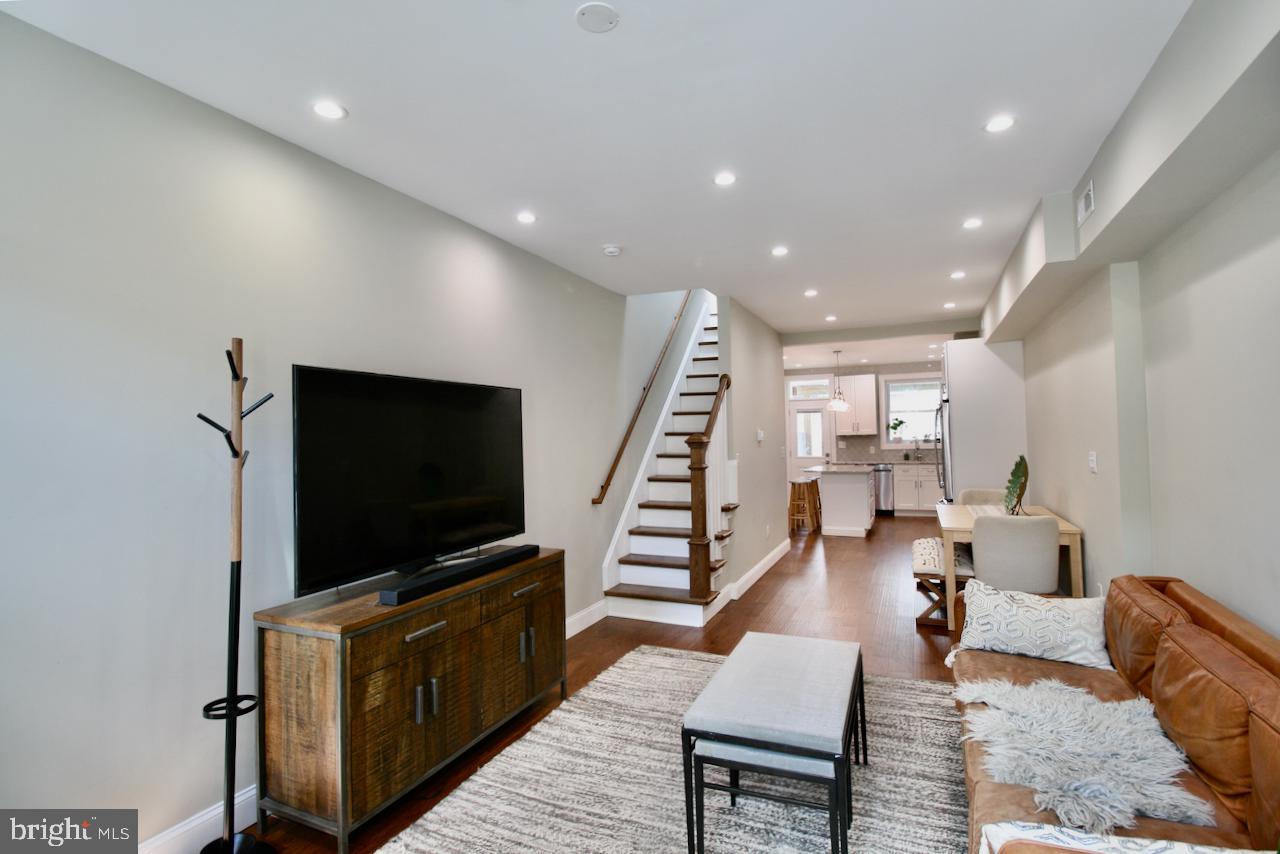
[935,338,1028,503]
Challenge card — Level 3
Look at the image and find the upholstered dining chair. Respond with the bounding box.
[957,487,1006,505]
[971,515,1060,593]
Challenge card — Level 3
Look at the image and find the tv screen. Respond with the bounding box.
[293,365,524,596]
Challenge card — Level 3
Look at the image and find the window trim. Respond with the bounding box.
[879,371,943,447]
[785,374,834,402]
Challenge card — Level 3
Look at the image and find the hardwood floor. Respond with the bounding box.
[256,515,955,854]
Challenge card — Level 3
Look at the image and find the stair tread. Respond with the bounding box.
[721,502,740,512]
[692,356,718,361]
[618,554,725,571]
[672,410,711,416]
[638,500,692,510]
[704,325,718,331]
[686,372,719,379]
[715,529,734,541]
[629,525,692,537]
[699,340,719,346]
[680,391,714,396]
[605,583,719,606]
[647,474,691,483]
[656,452,691,458]
[665,431,697,436]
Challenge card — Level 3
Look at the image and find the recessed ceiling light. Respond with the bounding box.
[928,354,938,359]
[576,2,620,33]
[602,244,622,256]
[929,344,939,349]
[985,113,1015,133]
[950,270,967,280]
[516,210,537,224]
[825,315,837,322]
[713,171,737,187]
[860,359,869,364]
[312,99,348,120]
[963,217,983,230]
[943,302,957,310]
[803,289,818,298]
[796,363,804,368]
[771,245,789,258]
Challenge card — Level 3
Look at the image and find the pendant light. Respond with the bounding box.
[828,350,851,412]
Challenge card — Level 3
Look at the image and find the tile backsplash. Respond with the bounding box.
[835,434,939,464]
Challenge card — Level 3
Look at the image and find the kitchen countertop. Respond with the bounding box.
[803,465,875,474]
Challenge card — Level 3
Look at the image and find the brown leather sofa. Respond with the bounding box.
[952,576,1280,853]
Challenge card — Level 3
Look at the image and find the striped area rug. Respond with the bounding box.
[379,645,968,853]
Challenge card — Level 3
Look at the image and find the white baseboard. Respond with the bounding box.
[141,785,257,854]
[730,538,790,599]
[822,526,868,538]
[566,598,608,638]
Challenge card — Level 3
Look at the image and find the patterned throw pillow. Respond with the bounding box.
[956,579,1111,669]
[979,821,1260,854]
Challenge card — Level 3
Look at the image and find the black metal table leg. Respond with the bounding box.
[827,780,840,854]
[729,768,739,806]
[682,730,696,854]
[695,757,707,854]
[858,668,868,765]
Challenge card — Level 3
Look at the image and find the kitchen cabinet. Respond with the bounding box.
[835,374,878,436]
[893,464,943,511]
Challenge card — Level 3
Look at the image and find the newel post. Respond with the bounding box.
[686,433,712,600]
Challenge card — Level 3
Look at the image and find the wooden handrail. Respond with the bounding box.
[686,373,731,600]
[591,290,693,505]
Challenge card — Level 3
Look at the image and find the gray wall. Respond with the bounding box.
[723,299,789,585]
[0,16,633,837]
[1139,145,1280,633]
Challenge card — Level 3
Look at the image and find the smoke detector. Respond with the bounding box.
[577,3,620,33]
[602,244,623,257]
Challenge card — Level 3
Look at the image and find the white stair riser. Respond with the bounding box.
[648,481,691,502]
[656,458,689,477]
[681,393,716,407]
[629,534,688,557]
[696,343,719,358]
[690,358,721,372]
[685,376,719,394]
[619,565,690,587]
[639,507,692,527]
[606,596,707,627]
[672,413,708,432]
[665,435,693,454]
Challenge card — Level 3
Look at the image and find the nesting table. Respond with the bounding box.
[681,632,867,854]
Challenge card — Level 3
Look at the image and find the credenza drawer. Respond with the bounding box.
[480,561,563,623]
[347,594,480,680]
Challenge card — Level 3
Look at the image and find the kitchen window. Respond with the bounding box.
[787,377,832,400]
[883,378,942,444]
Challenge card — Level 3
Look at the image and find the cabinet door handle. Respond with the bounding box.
[512,581,541,598]
[414,684,424,725]
[528,626,536,658]
[428,676,440,717]
[405,619,447,644]
[519,630,527,663]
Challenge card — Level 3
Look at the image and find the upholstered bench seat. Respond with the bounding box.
[912,536,974,575]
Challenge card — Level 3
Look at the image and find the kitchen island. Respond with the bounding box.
[803,464,877,537]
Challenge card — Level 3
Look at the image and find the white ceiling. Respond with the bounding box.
[6,0,1189,333]
[784,334,949,370]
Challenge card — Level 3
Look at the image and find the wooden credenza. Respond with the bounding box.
[254,548,566,853]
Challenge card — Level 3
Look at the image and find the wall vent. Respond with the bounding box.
[1076,179,1095,226]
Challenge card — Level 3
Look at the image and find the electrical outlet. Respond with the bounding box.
[869,446,876,454]
[756,428,765,444]
[838,439,847,449]
[1088,451,1098,474]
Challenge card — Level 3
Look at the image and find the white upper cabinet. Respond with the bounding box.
[835,374,878,435]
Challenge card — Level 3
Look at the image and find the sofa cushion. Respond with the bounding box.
[968,777,1253,854]
[980,821,1263,854]
[951,649,1135,702]
[1105,575,1190,697]
[1152,623,1280,824]
[1248,709,1280,849]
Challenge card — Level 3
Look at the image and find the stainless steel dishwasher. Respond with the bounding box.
[873,464,895,514]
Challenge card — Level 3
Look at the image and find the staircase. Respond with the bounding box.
[603,309,738,627]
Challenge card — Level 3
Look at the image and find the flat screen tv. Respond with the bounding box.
[293,365,524,596]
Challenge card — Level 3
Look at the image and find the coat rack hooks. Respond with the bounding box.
[195,338,276,854]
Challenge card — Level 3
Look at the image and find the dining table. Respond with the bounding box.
[933,503,1084,630]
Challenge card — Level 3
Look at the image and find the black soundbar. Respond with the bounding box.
[377,544,542,606]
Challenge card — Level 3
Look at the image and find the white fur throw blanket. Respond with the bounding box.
[955,679,1216,834]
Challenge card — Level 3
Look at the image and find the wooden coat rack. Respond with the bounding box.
[195,338,275,854]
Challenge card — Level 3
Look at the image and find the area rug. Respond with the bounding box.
[379,645,968,853]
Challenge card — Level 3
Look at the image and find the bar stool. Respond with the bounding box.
[806,479,822,531]
[788,479,814,533]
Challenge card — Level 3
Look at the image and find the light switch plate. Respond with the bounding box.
[756,428,765,443]
[1088,451,1098,474]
